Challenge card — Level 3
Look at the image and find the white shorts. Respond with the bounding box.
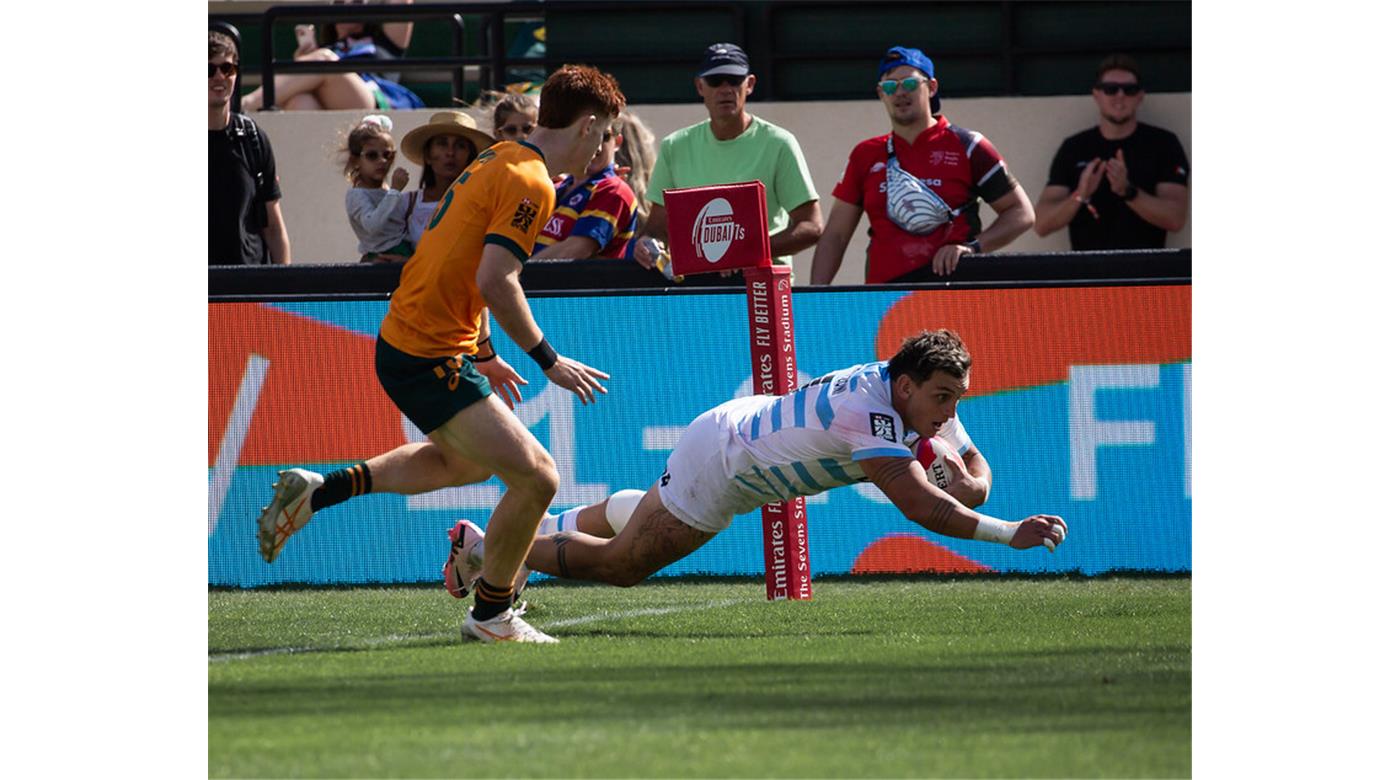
[657,396,768,535]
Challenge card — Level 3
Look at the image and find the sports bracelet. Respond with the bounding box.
[972,514,1016,545]
[1074,194,1100,220]
[528,337,559,371]
[469,337,497,363]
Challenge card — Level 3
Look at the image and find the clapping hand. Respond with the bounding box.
[1077,157,1106,198]
[1105,149,1130,196]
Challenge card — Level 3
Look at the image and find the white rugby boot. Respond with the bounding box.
[462,607,559,644]
[256,468,325,563]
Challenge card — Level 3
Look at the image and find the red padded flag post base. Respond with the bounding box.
[746,265,811,601]
[663,182,812,601]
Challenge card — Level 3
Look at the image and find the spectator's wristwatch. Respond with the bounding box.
[964,239,982,254]
[1122,184,1140,202]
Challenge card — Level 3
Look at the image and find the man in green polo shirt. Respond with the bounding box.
[634,43,823,269]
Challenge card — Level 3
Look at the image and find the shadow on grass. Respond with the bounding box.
[210,646,1190,732]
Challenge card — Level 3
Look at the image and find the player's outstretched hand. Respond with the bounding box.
[1010,515,1068,552]
[545,356,610,404]
[476,356,527,410]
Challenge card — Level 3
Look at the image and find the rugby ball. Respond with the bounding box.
[914,436,965,489]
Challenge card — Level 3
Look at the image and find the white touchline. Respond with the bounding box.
[209,599,741,663]
[208,354,271,536]
[536,599,742,629]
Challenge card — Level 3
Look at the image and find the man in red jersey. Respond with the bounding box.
[810,46,1033,284]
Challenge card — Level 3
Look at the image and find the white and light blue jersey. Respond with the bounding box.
[715,361,918,507]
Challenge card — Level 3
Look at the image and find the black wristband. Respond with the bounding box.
[470,337,496,363]
[1122,184,1140,202]
[964,239,982,254]
[527,337,559,371]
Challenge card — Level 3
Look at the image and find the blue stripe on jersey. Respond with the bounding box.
[767,466,799,497]
[790,461,825,492]
[819,457,859,484]
[793,387,807,428]
[853,446,914,461]
[770,395,783,432]
[880,364,890,382]
[749,412,761,440]
[815,381,834,429]
[734,474,767,499]
[750,467,782,497]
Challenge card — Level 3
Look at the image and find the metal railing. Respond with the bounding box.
[256,3,547,111]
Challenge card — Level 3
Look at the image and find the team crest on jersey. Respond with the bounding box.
[930,150,961,167]
[511,197,540,231]
[870,413,897,442]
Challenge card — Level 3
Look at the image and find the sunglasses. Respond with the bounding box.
[878,76,928,95]
[358,149,396,162]
[208,62,238,78]
[703,74,746,88]
[499,123,535,137]
[1095,82,1142,96]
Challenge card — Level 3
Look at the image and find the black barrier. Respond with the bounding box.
[208,248,1189,301]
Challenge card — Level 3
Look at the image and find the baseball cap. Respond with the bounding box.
[879,46,934,80]
[698,43,750,78]
[878,45,940,113]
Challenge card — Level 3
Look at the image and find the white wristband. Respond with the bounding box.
[972,514,1016,545]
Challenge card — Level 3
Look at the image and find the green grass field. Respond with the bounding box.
[209,577,1190,778]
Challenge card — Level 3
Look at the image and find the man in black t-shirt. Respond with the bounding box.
[1034,54,1189,251]
[209,29,291,265]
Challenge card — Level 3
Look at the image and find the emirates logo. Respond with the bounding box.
[691,197,746,263]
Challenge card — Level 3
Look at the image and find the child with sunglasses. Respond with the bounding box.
[340,115,414,263]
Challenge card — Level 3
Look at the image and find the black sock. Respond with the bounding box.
[472,578,514,621]
[311,462,372,511]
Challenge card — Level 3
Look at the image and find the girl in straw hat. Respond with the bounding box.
[399,111,496,247]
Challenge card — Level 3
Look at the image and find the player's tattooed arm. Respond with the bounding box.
[860,456,981,539]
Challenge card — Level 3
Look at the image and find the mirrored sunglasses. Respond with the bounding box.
[878,76,928,95]
[359,149,396,162]
[209,62,238,78]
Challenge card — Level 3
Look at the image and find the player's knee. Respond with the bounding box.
[518,452,559,502]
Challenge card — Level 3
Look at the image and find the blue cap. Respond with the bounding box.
[879,46,934,80]
[698,43,750,78]
[879,46,940,113]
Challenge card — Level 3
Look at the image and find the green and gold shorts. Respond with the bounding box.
[375,335,492,435]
